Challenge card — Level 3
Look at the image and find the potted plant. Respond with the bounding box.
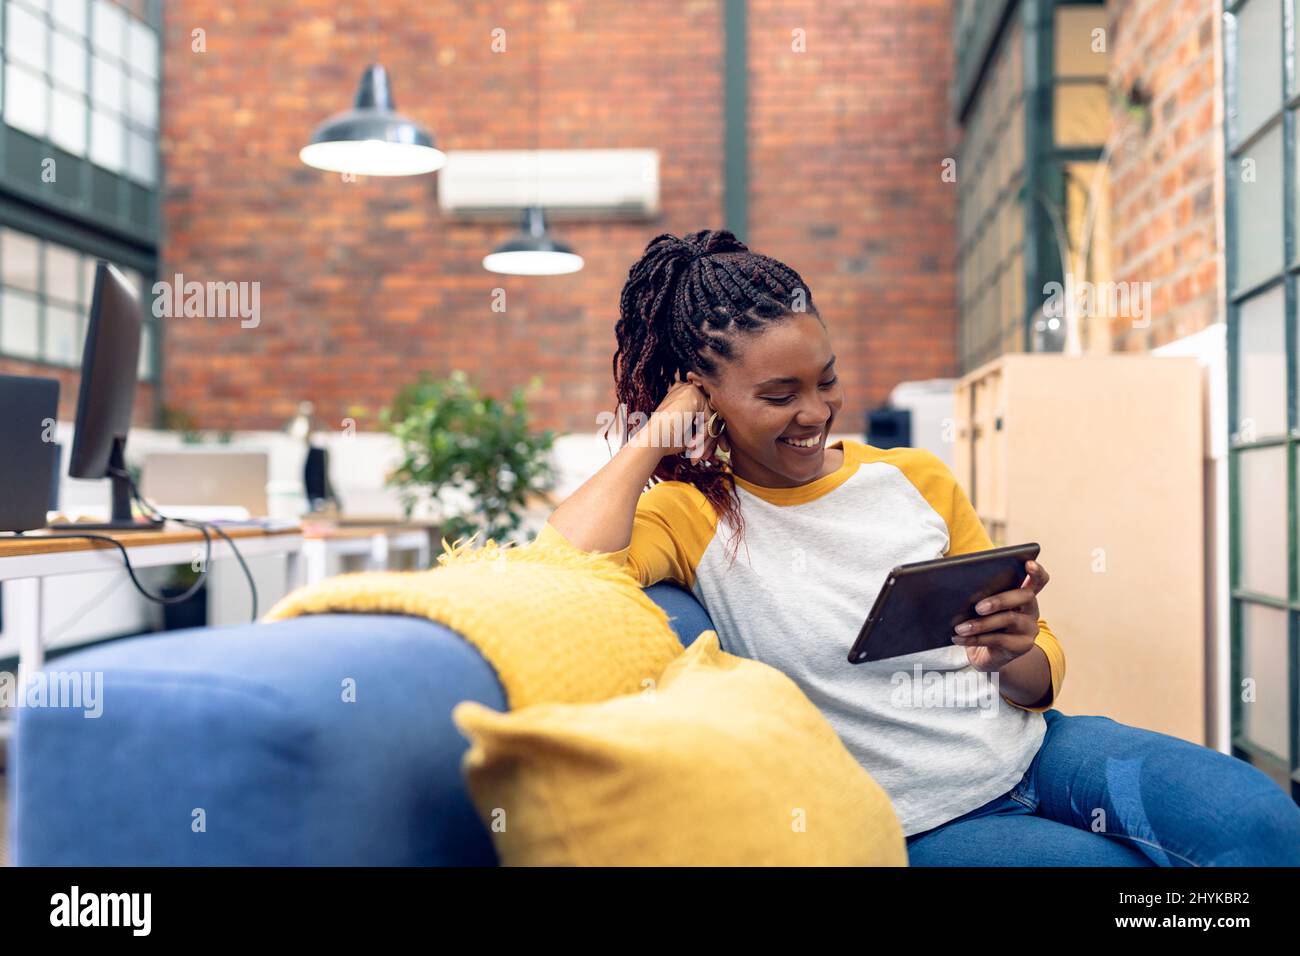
[381,370,557,546]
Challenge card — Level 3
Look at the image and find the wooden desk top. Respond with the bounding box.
[0,522,301,559]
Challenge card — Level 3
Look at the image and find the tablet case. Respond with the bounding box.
[849,542,1040,663]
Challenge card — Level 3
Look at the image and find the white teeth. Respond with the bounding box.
[781,435,821,447]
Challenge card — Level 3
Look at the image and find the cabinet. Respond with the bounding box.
[952,354,1206,743]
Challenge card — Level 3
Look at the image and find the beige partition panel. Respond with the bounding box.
[953,355,1205,743]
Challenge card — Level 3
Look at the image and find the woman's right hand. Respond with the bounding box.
[637,379,717,460]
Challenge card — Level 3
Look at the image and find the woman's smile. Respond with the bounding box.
[777,426,828,456]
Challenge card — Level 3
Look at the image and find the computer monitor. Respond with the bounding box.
[67,260,161,531]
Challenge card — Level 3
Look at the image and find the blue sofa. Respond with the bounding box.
[8,583,717,866]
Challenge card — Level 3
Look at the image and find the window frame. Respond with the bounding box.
[1224,0,1300,802]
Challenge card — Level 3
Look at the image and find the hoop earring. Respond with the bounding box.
[706,412,726,439]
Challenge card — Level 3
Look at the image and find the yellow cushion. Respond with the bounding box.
[452,630,907,866]
[263,535,684,709]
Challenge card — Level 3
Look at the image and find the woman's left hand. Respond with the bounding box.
[952,559,1050,673]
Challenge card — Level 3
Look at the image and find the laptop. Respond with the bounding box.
[0,374,61,533]
[141,451,270,517]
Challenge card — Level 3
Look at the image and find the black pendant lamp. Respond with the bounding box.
[483,0,582,276]
[483,205,584,276]
[300,64,445,177]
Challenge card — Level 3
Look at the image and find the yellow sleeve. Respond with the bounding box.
[533,481,718,591]
[904,447,1066,714]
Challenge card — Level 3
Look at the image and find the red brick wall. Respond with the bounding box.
[749,0,958,407]
[1106,0,1223,349]
[160,0,956,435]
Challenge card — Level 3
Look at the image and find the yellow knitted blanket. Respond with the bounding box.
[261,534,686,709]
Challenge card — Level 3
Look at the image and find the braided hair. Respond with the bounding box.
[610,228,820,564]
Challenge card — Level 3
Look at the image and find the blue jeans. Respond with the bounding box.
[905,709,1300,866]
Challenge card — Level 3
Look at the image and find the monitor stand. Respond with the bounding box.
[48,438,165,532]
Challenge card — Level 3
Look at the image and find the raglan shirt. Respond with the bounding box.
[537,439,1065,837]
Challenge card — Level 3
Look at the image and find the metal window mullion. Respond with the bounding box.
[114,11,130,235]
[1022,0,1051,354]
[35,232,44,361]
[0,3,7,178]
[79,4,93,220]
[1225,2,1246,762]
[1285,0,1300,805]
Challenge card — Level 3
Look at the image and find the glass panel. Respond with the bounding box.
[1054,82,1109,147]
[45,301,80,363]
[999,264,1012,334]
[50,87,87,154]
[127,74,154,128]
[126,128,152,184]
[52,29,87,93]
[1236,284,1288,438]
[1007,15,1023,100]
[1065,161,1096,277]
[4,62,47,136]
[1009,100,1024,176]
[1001,198,1015,265]
[1239,602,1289,761]
[5,2,48,72]
[43,243,79,303]
[90,106,123,171]
[1010,250,1024,328]
[2,229,41,292]
[91,0,124,60]
[986,196,1001,276]
[53,0,88,36]
[1235,123,1285,291]
[1055,5,1108,78]
[1238,445,1288,598]
[138,321,152,379]
[128,19,156,78]
[1234,0,1283,142]
[79,254,96,307]
[0,289,40,358]
[91,54,124,112]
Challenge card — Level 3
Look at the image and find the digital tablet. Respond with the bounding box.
[848,542,1041,664]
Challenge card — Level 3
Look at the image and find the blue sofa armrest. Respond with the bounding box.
[10,581,714,865]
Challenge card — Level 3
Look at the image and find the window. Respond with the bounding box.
[0,224,156,379]
[1224,0,1299,802]
[0,0,160,389]
[955,0,1111,371]
[0,0,158,184]
[956,10,1026,370]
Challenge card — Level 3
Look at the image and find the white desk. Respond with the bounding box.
[0,525,304,739]
[299,524,432,583]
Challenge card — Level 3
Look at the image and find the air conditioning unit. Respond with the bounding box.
[437,149,660,221]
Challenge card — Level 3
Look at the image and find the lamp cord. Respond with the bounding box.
[533,0,541,206]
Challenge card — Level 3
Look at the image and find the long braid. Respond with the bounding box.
[609,229,820,566]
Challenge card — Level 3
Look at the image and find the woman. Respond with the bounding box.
[538,228,1300,866]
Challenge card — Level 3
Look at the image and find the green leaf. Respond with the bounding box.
[382,370,558,543]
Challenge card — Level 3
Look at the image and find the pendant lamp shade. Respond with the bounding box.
[483,206,584,276]
[300,64,446,177]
